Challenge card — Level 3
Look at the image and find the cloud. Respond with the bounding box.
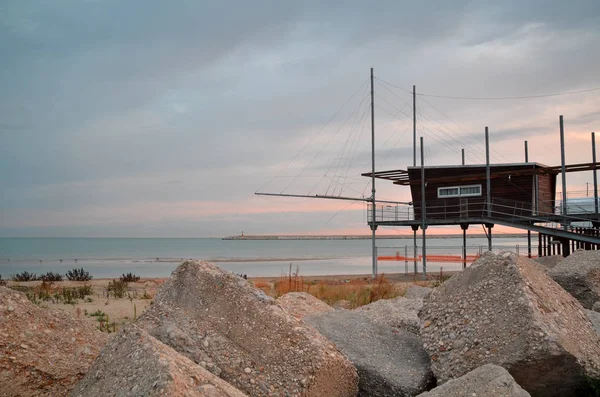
[0,0,599,236]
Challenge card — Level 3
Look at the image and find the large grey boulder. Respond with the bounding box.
[533,255,563,271]
[277,292,333,320]
[356,296,423,335]
[305,310,434,397]
[420,252,600,397]
[136,261,358,397]
[71,324,247,397]
[0,286,108,397]
[404,285,432,300]
[548,249,600,308]
[586,309,600,334]
[417,364,530,397]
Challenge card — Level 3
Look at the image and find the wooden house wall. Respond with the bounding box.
[408,165,555,220]
[537,173,556,214]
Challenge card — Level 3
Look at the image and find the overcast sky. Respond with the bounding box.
[1,0,599,237]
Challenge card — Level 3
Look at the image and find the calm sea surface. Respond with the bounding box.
[0,237,535,278]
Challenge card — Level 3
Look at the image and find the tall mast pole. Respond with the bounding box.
[420,136,427,279]
[413,85,417,167]
[593,132,598,214]
[370,68,377,278]
[560,115,567,229]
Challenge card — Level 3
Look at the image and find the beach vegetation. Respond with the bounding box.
[141,289,152,299]
[107,279,128,298]
[268,264,404,309]
[39,272,63,282]
[66,268,92,281]
[120,273,140,282]
[12,271,38,282]
[0,275,6,286]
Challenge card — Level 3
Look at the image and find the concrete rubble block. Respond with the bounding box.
[533,255,563,272]
[548,249,600,309]
[404,285,433,300]
[585,309,600,334]
[305,310,434,397]
[71,324,247,397]
[0,286,108,397]
[333,300,352,310]
[136,261,358,397]
[420,251,600,397]
[277,292,333,320]
[356,296,423,335]
[416,364,531,397]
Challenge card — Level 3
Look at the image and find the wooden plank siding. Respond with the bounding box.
[407,165,557,220]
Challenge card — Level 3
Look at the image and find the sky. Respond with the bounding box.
[1,0,599,237]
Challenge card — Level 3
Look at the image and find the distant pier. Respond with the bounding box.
[222,234,528,241]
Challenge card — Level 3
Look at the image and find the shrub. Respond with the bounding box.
[107,279,128,298]
[12,271,38,282]
[120,273,140,283]
[0,275,6,286]
[66,268,92,281]
[39,272,63,282]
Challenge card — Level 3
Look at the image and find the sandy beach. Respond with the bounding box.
[4,271,450,332]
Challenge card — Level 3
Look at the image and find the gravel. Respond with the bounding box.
[136,260,358,397]
[416,364,530,397]
[0,286,108,397]
[305,310,434,397]
[548,249,600,309]
[71,324,247,397]
[420,251,600,397]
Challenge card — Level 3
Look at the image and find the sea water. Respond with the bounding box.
[0,236,535,278]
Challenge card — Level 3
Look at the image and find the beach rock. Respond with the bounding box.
[586,309,600,334]
[533,255,563,271]
[420,252,600,397]
[136,261,358,397]
[305,310,434,397]
[356,296,422,335]
[548,249,600,309]
[404,285,432,300]
[0,286,108,397]
[416,364,530,397]
[277,292,333,320]
[71,324,246,397]
[333,300,352,310]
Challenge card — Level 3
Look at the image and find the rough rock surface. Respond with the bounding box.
[586,309,600,334]
[593,301,600,313]
[71,324,246,397]
[533,255,563,271]
[416,364,530,397]
[0,286,108,397]
[333,300,352,310]
[404,285,432,300]
[548,249,600,309]
[277,292,333,320]
[136,261,358,397]
[305,310,434,397]
[356,296,423,335]
[420,252,600,397]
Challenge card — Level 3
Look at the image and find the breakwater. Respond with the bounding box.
[222,234,527,241]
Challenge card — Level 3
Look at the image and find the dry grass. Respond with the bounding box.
[251,264,411,309]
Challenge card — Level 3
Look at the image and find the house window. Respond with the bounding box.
[438,187,460,198]
[438,184,481,198]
